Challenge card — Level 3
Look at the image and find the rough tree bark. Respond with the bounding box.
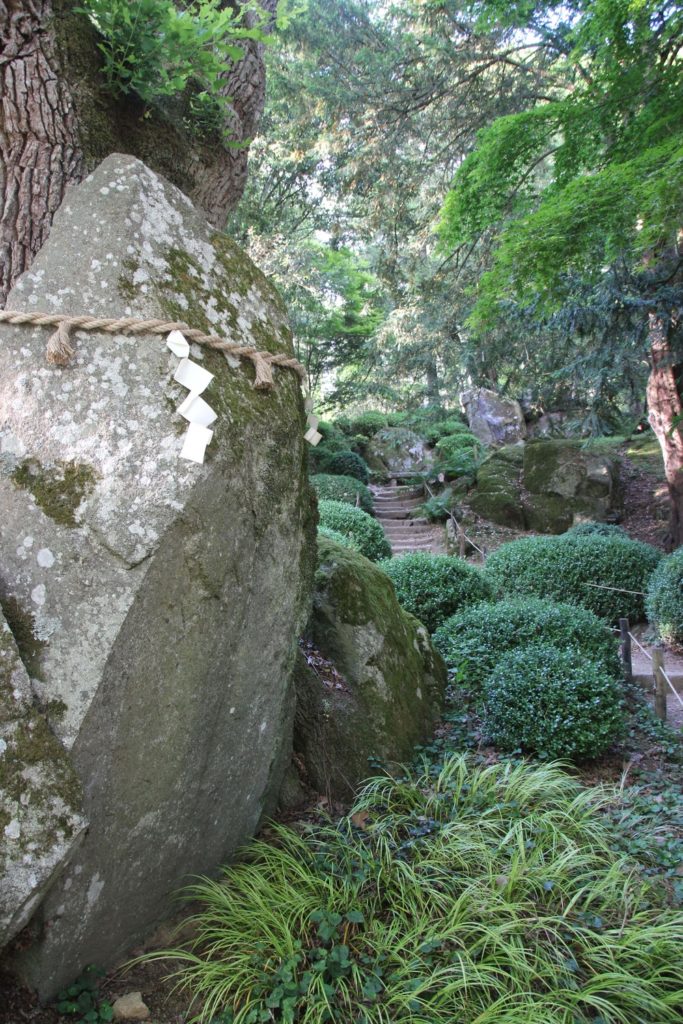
[646,312,683,550]
[0,0,276,305]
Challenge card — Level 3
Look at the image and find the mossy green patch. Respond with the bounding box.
[11,459,97,528]
[0,597,46,682]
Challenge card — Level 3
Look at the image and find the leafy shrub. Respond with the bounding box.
[317,420,344,442]
[308,436,349,474]
[433,596,623,692]
[379,553,492,633]
[483,642,626,760]
[311,473,373,514]
[143,755,683,1024]
[326,450,370,483]
[317,526,359,552]
[425,418,470,444]
[433,432,482,479]
[646,547,683,645]
[484,534,661,623]
[566,521,628,538]
[318,500,391,561]
[348,411,388,437]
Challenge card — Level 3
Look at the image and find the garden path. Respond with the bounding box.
[372,482,447,555]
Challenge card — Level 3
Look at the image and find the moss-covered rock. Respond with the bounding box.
[468,445,525,528]
[292,538,447,801]
[365,427,430,477]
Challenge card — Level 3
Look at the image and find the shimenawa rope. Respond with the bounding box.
[0,309,306,391]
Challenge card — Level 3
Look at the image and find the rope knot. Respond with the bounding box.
[46,321,75,366]
[251,351,275,390]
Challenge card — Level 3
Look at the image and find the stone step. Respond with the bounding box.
[374,508,418,520]
[373,497,424,509]
[372,487,424,500]
[381,524,434,536]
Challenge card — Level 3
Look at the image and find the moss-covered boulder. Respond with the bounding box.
[292,538,447,800]
[0,155,315,995]
[468,445,525,528]
[0,613,86,949]
[365,427,430,477]
[522,441,623,533]
[468,440,623,533]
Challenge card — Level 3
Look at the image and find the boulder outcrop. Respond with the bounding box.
[460,388,527,447]
[364,427,430,478]
[0,154,314,994]
[292,537,446,801]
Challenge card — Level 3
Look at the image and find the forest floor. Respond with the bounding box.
[2,432,680,1024]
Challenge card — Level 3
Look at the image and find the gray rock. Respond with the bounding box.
[0,612,86,949]
[0,155,314,995]
[365,428,430,477]
[112,992,150,1021]
[292,537,446,801]
[460,388,527,446]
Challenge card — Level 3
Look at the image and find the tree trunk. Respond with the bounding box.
[646,312,683,550]
[0,0,84,305]
[0,0,274,305]
[425,357,440,405]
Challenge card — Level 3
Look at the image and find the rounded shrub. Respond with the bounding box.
[379,552,493,633]
[311,473,373,514]
[425,418,471,444]
[148,755,683,1024]
[646,547,683,645]
[308,436,349,474]
[318,500,391,562]
[349,411,388,437]
[566,521,628,538]
[484,534,661,623]
[326,450,370,483]
[317,526,359,552]
[483,642,626,760]
[433,432,482,478]
[432,596,623,693]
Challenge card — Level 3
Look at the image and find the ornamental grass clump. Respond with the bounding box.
[646,546,683,646]
[318,500,391,562]
[143,755,683,1024]
[311,473,374,514]
[379,552,492,633]
[484,534,661,622]
[483,642,626,760]
[432,596,623,694]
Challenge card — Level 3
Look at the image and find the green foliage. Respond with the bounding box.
[140,755,683,1024]
[415,488,453,523]
[484,535,661,623]
[483,642,626,760]
[347,411,389,437]
[566,521,629,539]
[432,596,623,694]
[379,553,492,634]
[317,500,391,562]
[307,436,349,475]
[325,450,369,483]
[433,432,482,480]
[424,418,470,445]
[311,473,373,514]
[316,526,359,552]
[54,966,113,1024]
[646,547,683,646]
[77,0,272,134]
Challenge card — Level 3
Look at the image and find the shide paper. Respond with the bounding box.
[180,422,214,464]
[166,333,218,463]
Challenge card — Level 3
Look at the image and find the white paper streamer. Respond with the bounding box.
[304,426,322,447]
[180,422,214,464]
[304,395,314,414]
[178,392,217,427]
[306,413,319,432]
[174,358,213,395]
[167,330,190,359]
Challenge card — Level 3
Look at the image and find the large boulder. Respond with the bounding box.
[292,537,446,801]
[460,388,526,446]
[0,611,86,949]
[0,155,314,995]
[364,427,430,477]
[466,440,623,533]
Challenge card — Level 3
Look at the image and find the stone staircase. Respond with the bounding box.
[372,483,447,555]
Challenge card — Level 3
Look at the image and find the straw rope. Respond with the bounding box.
[0,309,306,391]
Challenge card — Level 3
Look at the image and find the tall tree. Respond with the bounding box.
[439,0,683,544]
[0,0,279,304]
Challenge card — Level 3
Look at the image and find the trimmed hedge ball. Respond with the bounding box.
[326,450,370,483]
[566,522,628,539]
[317,526,360,552]
[348,411,388,437]
[318,500,391,562]
[311,473,374,514]
[483,642,626,760]
[432,596,623,694]
[379,552,493,634]
[646,547,683,645]
[484,534,661,623]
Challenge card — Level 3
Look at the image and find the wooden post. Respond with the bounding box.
[653,648,668,722]
[619,618,633,684]
[458,526,466,559]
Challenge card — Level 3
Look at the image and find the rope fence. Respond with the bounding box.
[616,617,683,723]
